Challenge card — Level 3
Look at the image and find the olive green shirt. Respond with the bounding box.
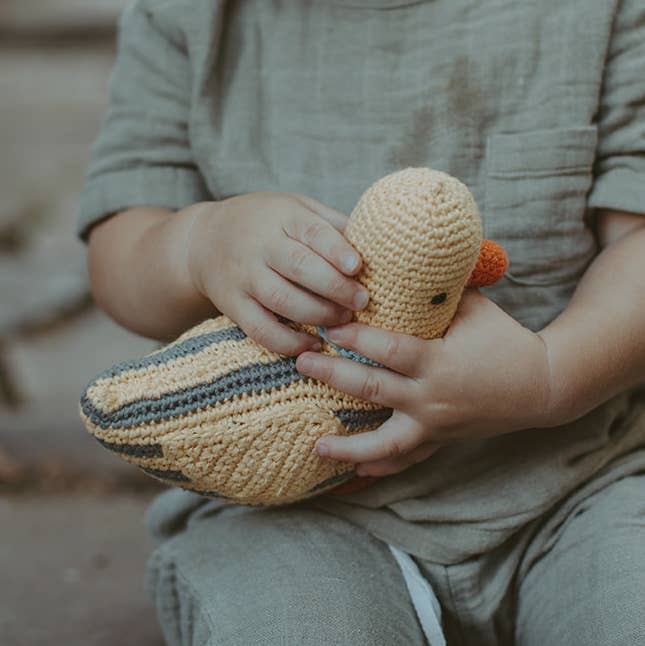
[78,0,645,563]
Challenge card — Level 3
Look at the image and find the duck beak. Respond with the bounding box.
[468,240,509,287]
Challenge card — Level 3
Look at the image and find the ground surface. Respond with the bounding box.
[0,6,169,644]
[0,493,165,646]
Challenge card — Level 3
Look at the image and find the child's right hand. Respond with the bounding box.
[186,192,369,356]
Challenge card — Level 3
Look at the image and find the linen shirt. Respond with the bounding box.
[78,0,645,563]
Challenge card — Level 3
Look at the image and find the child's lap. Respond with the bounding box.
[514,473,645,646]
[145,503,428,646]
[145,469,645,646]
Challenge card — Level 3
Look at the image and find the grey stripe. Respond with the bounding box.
[141,467,191,482]
[334,407,392,431]
[84,358,391,435]
[86,323,246,383]
[307,470,356,493]
[81,357,307,430]
[316,326,386,367]
[180,486,232,500]
[96,438,163,458]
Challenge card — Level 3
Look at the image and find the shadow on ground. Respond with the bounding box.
[0,493,165,646]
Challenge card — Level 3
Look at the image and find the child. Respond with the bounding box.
[79,1,645,644]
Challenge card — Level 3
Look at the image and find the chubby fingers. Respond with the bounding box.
[267,237,368,312]
[293,194,351,235]
[356,441,440,477]
[234,295,322,356]
[313,412,428,464]
[282,210,362,276]
[296,351,414,410]
[324,323,431,378]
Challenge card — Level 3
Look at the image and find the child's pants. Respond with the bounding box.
[145,473,645,646]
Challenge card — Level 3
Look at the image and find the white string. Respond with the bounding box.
[387,543,447,646]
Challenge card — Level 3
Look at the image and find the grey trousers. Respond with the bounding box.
[145,473,645,646]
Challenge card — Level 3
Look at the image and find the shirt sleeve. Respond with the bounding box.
[76,0,211,241]
[587,0,645,215]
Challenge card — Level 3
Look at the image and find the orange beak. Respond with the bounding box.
[468,239,508,288]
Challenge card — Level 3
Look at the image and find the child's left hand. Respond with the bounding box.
[295,289,556,477]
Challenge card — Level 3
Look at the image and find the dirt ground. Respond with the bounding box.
[0,493,165,646]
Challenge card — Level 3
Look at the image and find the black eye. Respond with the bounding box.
[431,292,447,305]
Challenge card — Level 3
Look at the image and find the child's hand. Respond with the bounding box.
[295,290,554,477]
[186,193,369,356]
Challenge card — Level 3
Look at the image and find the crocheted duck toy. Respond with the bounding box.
[80,168,508,505]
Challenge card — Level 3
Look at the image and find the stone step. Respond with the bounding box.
[0,249,89,336]
[0,0,128,35]
[0,406,159,490]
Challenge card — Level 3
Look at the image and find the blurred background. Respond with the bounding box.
[1,2,166,643]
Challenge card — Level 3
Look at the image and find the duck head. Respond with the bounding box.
[344,167,507,340]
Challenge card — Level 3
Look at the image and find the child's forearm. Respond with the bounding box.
[538,209,645,425]
[87,203,218,341]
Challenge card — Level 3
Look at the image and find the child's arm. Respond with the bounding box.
[80,3,368,356]
[537,209,645,423]
[87,194,369,355]
[295,209,645,475]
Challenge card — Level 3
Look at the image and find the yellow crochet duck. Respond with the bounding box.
[80,168,508,505]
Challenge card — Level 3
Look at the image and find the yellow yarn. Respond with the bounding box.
[343,168,481,338]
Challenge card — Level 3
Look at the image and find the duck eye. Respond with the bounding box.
[431,292,447,305]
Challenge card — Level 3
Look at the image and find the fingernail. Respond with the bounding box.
[298,356,314,374]
[353,289,369,310]
[343,253,359,273]
[316,441,330,457]
[309,341,322,352]
[340,310,353,324]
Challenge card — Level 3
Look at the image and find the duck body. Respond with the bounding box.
[80,168,507,505]
[80,314,390,504]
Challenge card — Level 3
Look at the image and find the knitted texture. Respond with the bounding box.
[343,168,482,339]
[79,168,507,505]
